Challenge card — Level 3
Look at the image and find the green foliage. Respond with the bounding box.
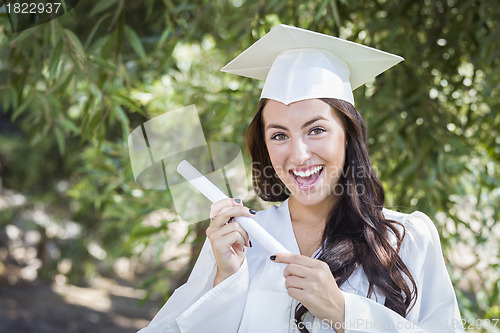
[0,0,498,328]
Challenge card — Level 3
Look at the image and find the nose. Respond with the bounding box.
[289,137,311,165]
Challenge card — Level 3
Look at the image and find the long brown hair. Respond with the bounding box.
[245,98,417,332]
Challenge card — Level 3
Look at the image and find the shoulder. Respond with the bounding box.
[383,208,442,258]
[383,209,438,237]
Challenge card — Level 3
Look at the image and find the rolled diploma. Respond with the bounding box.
[177,160,290,254]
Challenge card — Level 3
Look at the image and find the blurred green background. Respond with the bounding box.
[0,0,498,332]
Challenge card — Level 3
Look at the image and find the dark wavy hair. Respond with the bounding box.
[245,98,417,333]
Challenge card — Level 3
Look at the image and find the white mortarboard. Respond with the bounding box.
[221,24,403,106]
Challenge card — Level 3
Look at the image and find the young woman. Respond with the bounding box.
[139,25,465,333]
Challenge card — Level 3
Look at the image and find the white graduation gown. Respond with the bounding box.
[139,199,465,333]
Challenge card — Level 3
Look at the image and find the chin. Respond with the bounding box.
[288,186,337,207]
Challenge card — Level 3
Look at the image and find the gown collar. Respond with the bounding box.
[274,198,385,303]
[277,198,322,258]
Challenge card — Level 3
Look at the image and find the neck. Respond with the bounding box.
[288,195,337,228]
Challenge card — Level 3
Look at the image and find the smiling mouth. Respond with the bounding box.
[290,166,324,188]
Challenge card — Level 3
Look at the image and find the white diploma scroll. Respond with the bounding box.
[177,160,290,254]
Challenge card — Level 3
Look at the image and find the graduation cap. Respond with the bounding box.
[221,24,403,106]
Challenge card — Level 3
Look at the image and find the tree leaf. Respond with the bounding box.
[315,0,329,23]
[130,225,165,239]
[124,25,147,61]
[49,41,64,80]
[58,118,80,135]
[89,0,120,17]
[8,29,34,46]
[111,94,142,114]
[63,29,86,62]
[112,104,130,125]
[89,54,117,72]
[48,68,74,94]
[54,127,66,155]
[11,96,31,121]
[158,28,171,48]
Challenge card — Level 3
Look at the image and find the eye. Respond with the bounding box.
[270,132,288,141]
[309,127,325,135]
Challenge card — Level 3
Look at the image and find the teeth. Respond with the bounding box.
[292,166,323,178]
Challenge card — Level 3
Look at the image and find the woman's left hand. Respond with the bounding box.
[272,253,345,329]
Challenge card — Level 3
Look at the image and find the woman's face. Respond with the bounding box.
[263,99,346,207]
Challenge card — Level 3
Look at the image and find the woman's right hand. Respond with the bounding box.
[207,198,255,287]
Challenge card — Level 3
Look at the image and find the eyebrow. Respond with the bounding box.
[266,116,328,131]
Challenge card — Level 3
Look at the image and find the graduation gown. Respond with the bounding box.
[138,199,465,332]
